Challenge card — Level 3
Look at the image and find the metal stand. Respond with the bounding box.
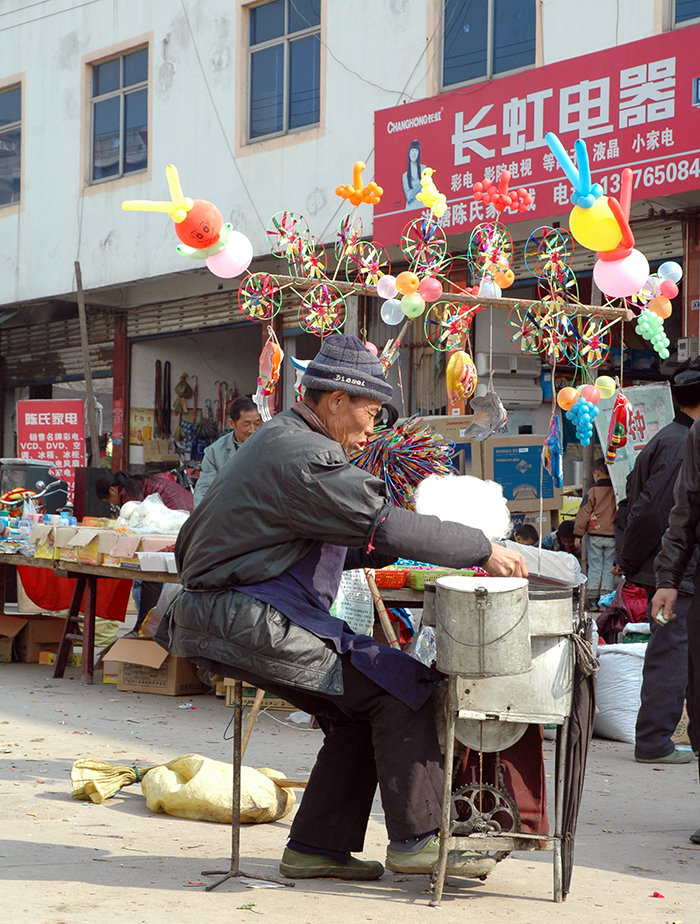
[202,680,294,892]
[430,675,572,907]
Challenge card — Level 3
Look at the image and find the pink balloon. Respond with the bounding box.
[659,279,679,299]
[376,275,398,300]
[364,341,378,356]
[205,231,253,279]
[579,384,600,404]
[417,276,443,303]
[592,249,650,298]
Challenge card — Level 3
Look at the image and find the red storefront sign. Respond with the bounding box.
[16,400,86,502]
[374,23,700,245]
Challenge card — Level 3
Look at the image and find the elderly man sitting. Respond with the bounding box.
[159,334,526,882]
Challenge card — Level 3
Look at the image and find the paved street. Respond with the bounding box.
[1,660,698,923]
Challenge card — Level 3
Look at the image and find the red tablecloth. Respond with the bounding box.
[17,566,132,622]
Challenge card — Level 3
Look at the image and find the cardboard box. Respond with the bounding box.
[143,439,179,463]
[28,523,55,559]
[14,615,67,662]
[479,434,561,512]
[420,415,480,476]
[0,613,29,662]
[223,678,295,712]
[108,638,208,696]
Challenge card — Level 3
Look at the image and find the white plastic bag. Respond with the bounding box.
[593,642,646,744]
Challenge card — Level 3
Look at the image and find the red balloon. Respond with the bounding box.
[659,279,679,299]
[580,384,601,404]
[174,199,224,249]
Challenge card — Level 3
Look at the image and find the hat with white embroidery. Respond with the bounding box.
[301,334,393,402]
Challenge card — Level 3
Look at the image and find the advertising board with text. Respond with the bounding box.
[374,23,700,244]
[16,399,86,503]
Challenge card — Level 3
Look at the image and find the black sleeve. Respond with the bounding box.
[656,424,700,587]
[364,504,493,569]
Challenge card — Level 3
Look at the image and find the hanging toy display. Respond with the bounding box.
[253,327,284,422]
[606,390,632,463]
[121,164,253,280]
[635,308,671,359]
[446,350,478,401]
[542,415,564,489]
[564,384,601,447]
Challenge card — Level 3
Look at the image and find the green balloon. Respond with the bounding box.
[401,293,426,318]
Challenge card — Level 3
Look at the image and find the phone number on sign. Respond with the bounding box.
[596,156,700,193]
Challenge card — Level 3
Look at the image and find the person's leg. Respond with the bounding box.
[586,536,603,606]
[133,580,162,632]
[599,537,617,594]
[635,592,691,761]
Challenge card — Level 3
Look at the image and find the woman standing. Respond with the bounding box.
[402,139,424,210]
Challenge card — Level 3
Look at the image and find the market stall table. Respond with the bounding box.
[0,554,179,684]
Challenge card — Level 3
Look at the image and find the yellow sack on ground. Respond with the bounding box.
[141,753,295,823]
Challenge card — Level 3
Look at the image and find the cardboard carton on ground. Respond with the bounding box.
[108,637,208,696]
[223,678,295,712]
[0,613,29,662]
[14,615,67,662]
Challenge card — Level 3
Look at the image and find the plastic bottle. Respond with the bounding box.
[18,517,31,541]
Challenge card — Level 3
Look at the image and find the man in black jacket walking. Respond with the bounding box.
[619,359,700,764]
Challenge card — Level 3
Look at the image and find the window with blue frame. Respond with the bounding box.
[90,46,148,183]
[675,0,700,22]
[443,0,535,89]
[0,85,20,206]
[248,0,320,140]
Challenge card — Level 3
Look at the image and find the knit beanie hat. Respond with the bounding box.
[301,334,393,402]
[672,356,700,406]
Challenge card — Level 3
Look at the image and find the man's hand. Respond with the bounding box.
[484,544,528,578]
[651,587,678,624]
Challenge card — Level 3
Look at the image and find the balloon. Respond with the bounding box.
[648,295,672,319]
[659,279,679,299]
[556,386,578,410]
[643,275,662,298]
[594,375,616,399]
[593,249,650,298]
[418,276,443,302]
[569,197,621,251]
[580,384,601,404]
[395,271,420,295]
[335,161,383,206]
[380,298,405,325]
[174,199,224,249]
[478,279,502,298]
[376,274,398,300]
[658,261,683,283]
[364,341,378,356]
[401,292,426,318]
[494,268,515,288]
[205,232,253,278]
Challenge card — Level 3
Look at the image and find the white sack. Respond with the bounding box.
[593,642,646,744]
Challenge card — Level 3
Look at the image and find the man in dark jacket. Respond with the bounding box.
[161,334,526,882]
[618,360,700,764]
[653,362,700,845]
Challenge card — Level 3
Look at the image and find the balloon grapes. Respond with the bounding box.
[635,308,670,360]
[565,396,599,446]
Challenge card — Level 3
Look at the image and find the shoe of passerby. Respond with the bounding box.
[635,747,695,764]
[279,847,383,880]
[385,836,496,878]
[690,829,700,844]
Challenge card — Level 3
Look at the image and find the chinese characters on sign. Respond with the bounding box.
[374,24,700,243]
[16,400,86,503]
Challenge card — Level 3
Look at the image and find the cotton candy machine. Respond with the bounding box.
[430,575,580,907]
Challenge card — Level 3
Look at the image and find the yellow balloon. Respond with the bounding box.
[569,197,622,252]
[594,375,616,399]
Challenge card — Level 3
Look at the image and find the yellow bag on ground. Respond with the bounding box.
[141,753,295,823]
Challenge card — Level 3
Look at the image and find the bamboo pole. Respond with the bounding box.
[240,687,267,759]
[74,261,102,464]
[364,568,401,649]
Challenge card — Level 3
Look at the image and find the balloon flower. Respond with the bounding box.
[122,164,253,279]
[335,161,383,206]
[545,133,622,252]
[416,168,447,218]
[565,395,599,446]
[472,169,532,214]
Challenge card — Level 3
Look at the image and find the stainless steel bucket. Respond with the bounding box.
[435,576,531,678]
[527,582,574,637]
